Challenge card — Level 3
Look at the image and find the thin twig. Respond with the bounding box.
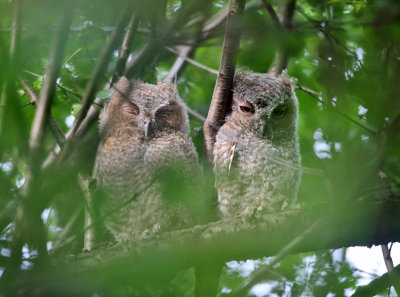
[63,48,81,67]
[24,2,75,190]
[124,0,206,78]
[186,106,207,123]
[166,46,219,75]
[167,3,231,81]
[167,45,195,81]
[52,177,157,253]
[0,2,75,288]
[20,80,66,148]
[296,7,366,70]
[42,10,136,169]
[268,0,296,76]
[351,263,400,297]
[261,0,282,29]
[204,0,246,162]
[381,244,400,296]
[296,84,377,134]
[51,206,83,252]
[230,219,323,297]
[111,14,139,85]
[23,69,82,99]
[0,199,19,234]
[0,0,22,143]
[69,10,130,137]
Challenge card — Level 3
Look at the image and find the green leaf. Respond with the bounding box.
[96,89,112,99]
[71,103,82,116]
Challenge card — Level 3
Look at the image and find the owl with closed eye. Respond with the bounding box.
[213,69,301,218]
[93,77,199,242]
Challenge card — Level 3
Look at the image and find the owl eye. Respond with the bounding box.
[238,103,255,115]
[122,103,139,115]
[272,105,287,117]
[155,103,182,127]
[156,104,178,118]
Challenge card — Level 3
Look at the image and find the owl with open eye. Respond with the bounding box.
[93,77,199,242]
[213,69,301,218]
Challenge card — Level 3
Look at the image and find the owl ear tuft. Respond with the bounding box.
[113,77,145,101]
[158,79,178,95]
[114,76,130,91]
[278,70,298,85]
[112,76,132,101]
[279,70,288,78]
[234,68,254,88]
[235,68,252,79]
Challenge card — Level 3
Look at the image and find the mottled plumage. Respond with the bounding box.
[213,69,301,218]
[93,77,199,242]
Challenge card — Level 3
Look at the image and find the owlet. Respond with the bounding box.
[213,69,301,218]
[93,77,199,242]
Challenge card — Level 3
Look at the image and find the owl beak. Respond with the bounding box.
[260,123,271,137]
[143,118,151,138]
[260,124,265,135]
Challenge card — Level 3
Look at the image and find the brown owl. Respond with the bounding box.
[93,77,200,242]
[213,69,301,218]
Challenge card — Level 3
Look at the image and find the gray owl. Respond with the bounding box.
[93,77,199,242]
[213,70,301,218]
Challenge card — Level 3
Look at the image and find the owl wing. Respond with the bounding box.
[214,141,236,176]
[145,133,199,176]
[213,140,236,214]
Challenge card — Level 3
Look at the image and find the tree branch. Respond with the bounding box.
[26,5,74,165]
[296,84,377,134]
[41,9,131,170]
[23,69,82,100]
[351,263,400,297]
[41,10,140,170]
[20,80,66,148]
[230,218,323,297]
[166,2,231,81]
[204,0,246,162]
[166,46,219,76]
[68,10,130,137]
[381,244,400,296]
[261,0,282,29]
[29,202,400,295]
[124,0,213,79]
[268,0,296,76]
[167,45,196,81]
[111,14,139,85]
[0,0,23,150]
[0,2,75,290]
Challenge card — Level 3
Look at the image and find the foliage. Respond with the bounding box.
[0,0,400,296]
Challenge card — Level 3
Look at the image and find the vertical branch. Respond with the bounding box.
[0,2,75,290]
[27,3,75,173]
[42,10,138,169]
[203,0,246,162]
[68,10,130,137]
[79,176,101,251]
[261,0,281,29]
[0,0,23,151]
[167,45,195,81]
[20,80,66,148]
[111,14,139,85]
[167,3,230,81]
[268,0,296,76]
[381,244,400,296]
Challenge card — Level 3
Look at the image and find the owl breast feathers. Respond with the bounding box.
[93,77,199,242]
[213,69,301,218]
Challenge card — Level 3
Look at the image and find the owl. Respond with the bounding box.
[213,69,301,218]
[93,77,199,242]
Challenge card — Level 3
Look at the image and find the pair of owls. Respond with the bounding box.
[93,70,301,242]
